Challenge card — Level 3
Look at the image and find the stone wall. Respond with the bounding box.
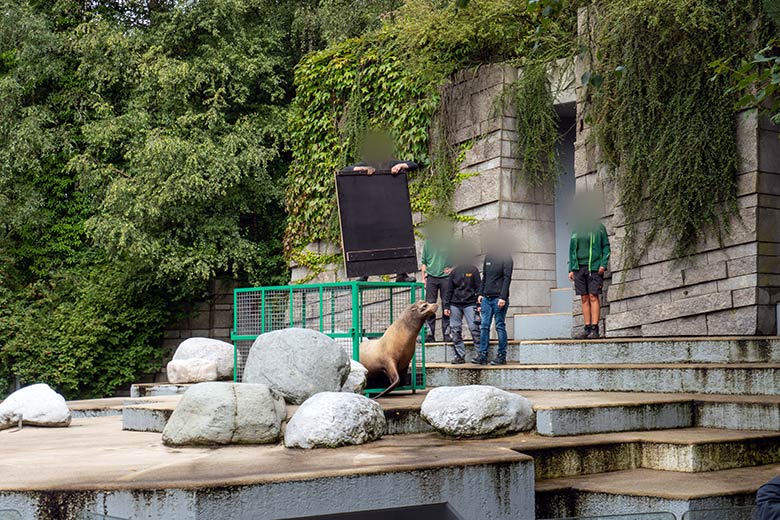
[446,65,563,338]
[156,278,238,381]
[574,7,780,336]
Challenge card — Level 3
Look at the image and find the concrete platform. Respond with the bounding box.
[0,416,534,520]
[426,362,780,395]
[425,337,780,364]
[114,390,780,437]
[536,464,772,519]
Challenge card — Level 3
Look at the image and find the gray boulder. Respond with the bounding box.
[284,392,385,449]
[242,328,350,404]
[162,382,285,446]
[172,337,237,380]
[0,383,71,430]
[341,359,368,394]
[420,385,535,437]
[167,358,218,384]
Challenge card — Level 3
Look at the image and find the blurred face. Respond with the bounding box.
[572,193,602,230]
[360,130,395,165]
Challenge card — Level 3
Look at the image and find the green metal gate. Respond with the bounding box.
[231,281,426,395]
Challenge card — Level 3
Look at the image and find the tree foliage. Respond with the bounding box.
[0,0,298,398]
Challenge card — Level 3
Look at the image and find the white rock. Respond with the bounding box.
[172,337,238,380]
[162,382,285,446]
[242,328,350,404]
[284,392,385,449]
[420,385,535,438]
[341,359,368,394]
[166,358,218,384]
[0,383,71,430]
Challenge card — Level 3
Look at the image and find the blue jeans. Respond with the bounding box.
[449,304,481,359]
[479,297,508,359]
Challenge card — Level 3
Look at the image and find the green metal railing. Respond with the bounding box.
[231,281,427,395]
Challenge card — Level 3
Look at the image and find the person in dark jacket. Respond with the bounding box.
[476,241,513,365]
[443,246,482,364]
[757,476,780,520]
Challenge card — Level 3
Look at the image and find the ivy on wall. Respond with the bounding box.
[588,0,762,266]
[285,39,440,258]
[284,0,580,265]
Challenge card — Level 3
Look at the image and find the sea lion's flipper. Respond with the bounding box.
[372,363,400,400]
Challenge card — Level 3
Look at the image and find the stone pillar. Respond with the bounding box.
[446,65,559,339]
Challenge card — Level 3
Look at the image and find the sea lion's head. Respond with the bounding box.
[409,301,437,321]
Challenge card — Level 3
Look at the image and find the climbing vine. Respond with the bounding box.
[285,0,580,265]
[588,0,762,266]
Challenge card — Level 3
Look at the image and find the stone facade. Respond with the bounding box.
[290,13,780,337]
[575,7,780,337]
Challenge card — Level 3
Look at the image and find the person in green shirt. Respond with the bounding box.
[568,220,611,339]
[421,221,453,342]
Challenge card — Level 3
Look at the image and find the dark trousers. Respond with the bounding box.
[425,275,450,340]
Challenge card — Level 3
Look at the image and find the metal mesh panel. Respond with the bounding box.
[232,282,425,393]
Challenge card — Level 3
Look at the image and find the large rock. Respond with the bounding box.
[284,392,385,449]
[420,385,535,438]
[0,383,71,430]
[341,359,368,394]
[242,328,350,404]
[162,382,285,446]
[167,358,218,384]
[172,337,237,380]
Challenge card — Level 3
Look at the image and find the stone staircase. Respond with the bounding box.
[425,336,780,518]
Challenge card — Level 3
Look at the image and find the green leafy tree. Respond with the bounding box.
[0,0,296,398]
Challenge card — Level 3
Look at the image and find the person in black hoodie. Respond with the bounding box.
[443,246,482,364]
[476,239,513,365]
[756,476,780,519]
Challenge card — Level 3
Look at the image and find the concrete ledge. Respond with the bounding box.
[536,401,693,436]
[425,337,780,364]
[130,383,192,398]
[426,363,780,395]
[0,417,534,520]
[513,428,780,479]
[536,465,768,519]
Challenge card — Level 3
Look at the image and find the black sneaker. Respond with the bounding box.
[489,357,506,366]
[473,355,488,365]
[574,325,591,340]
[452,356,466,365]
[587,326,600,340]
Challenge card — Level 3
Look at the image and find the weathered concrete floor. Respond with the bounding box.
[2,414,777,496]
[0,416,528,491]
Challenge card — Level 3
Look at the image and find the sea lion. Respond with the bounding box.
[359,301,438,399]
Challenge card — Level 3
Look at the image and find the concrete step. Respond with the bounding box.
[426,363,780,395]
[130,382,191,398]
[550,288,575,313]
[517,428,780,479]
[117,389,780,437]
[513,313,573,340]
[535,464,771,519]
[424,337,780,364]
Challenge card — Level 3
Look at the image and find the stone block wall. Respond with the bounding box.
[155,278,239,381]
[447,65,560,339]
[574,6,780,336]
